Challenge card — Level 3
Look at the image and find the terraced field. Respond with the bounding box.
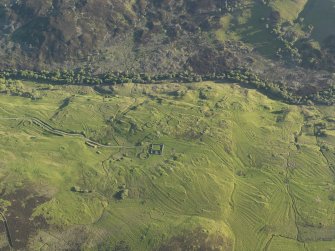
[0,81,334,250]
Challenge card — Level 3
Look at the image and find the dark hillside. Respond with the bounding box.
[0,0,235,71]
[0,0,334,100]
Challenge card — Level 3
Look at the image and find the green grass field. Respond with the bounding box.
[0,81,334,250]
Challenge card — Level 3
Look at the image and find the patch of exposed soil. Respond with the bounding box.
[157,228,233,251]
[0,188,49,250]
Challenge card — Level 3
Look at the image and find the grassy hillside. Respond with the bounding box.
[0,80,334,250]
[269,0,308,21]
[216,2,276,53]
[300,0,335,42]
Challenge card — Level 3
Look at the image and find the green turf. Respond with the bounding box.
[0,81,334,250]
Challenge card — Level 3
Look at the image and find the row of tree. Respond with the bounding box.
[0,69,333,105]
